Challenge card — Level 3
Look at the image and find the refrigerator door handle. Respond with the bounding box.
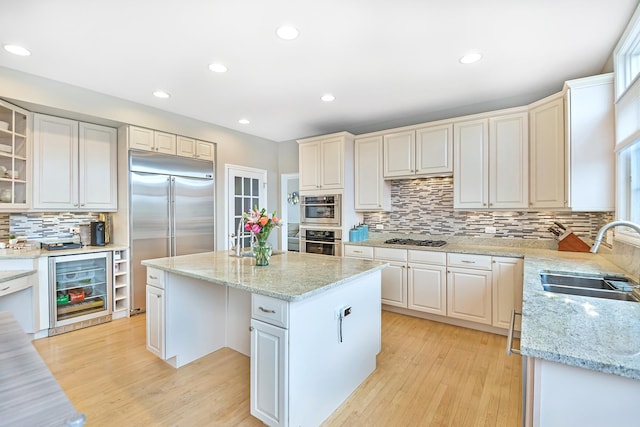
[170,177,177,256]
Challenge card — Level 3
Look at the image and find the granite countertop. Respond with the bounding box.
[0,311,85,426]
[0,244,128,260]
[142,250,388,302]
[347,234,640,380]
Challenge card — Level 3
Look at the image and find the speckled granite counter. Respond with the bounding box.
[142,250,388,302]
[347,235,640,380]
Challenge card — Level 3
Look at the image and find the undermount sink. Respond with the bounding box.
[540,272,639,302]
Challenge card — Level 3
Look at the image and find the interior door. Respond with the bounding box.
[173,176,215,255]
[130,172,170,313]
[226,166,267,249]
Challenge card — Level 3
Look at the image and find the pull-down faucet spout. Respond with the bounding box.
[590,220,640,253]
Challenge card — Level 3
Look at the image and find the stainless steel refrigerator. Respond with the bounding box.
[129,150,215,314]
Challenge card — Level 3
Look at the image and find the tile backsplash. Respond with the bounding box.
[1,212,101,240]
[362,176,614,241]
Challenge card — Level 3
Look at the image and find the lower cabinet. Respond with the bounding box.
[250,319,288,427]
[492,257,523,330]
[407,250,447,315]
[145,284,164,359]
[447,253,493,325]
[374,247,408,307]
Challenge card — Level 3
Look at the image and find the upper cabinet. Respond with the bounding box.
[383,123,453,178]
[453,110,528,209]
[528,74,614,211]
[177,136,215,161]
[0,99,31,210]
[33,114,117,211]
[297,132,354,191]
[129,126,176,155]
[529,94,566,209]
[354,136,391,211]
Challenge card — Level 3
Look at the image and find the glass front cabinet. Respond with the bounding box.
[0,99,30,209]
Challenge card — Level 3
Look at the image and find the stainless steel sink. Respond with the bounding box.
[540,272,638,302]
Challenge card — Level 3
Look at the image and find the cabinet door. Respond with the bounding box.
[299,141,320,190]
[79,123,117,210]
[146,285,165,359]
[355,136,390,211]
[453,119,489,209]
[383,130,415,177]
[195,140,214,161]
[129,126,154,151]
[154,131,177,155]
[489,113,529,209]
[32,114,78,210]
[176,136,196,158]
[380,262,407,307]
[529,96,565,209]
[492,257,523,330]
[250,319,288,427]
[416,124,453,175]
[447,267,492,325]
[320,137,344,189]
[408,263,447,315]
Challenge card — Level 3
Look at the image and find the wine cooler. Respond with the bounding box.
[49,251,112,336]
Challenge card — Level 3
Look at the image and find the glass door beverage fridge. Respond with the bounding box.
[49,251,112,335]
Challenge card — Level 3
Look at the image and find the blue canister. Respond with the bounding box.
[349,227,359,242]
[361,224,369,240]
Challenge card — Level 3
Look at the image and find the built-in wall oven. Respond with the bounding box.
[300,229,342,256]
[300,194,341,227]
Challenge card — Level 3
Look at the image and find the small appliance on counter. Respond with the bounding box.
[90,221,106,246]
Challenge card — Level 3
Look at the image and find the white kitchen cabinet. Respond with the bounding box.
[491,257,523,330]
[564,74,615,211]
[343,244,374,259]
[383,124,453,178]
[529,94,566,209]
[129,126,176,155]
[447,253,493,325]
[250,318,288,427]
[374,247,408,307]
[33,114,117,211]
[112,249,129,319]
[454,111,528,209]
[0,99,30,210]
[298,132,353,191]
[177,136,214,161]
[146,284,164,359]
[354,136,390,211]
[407,250,447,315]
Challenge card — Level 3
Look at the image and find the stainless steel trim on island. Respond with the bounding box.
[141,251,388,427]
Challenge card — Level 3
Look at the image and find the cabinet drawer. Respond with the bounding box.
[374,247,408,262]
[447,253,492,270]
[252,294,289,328]
[408,250,446,266]
[147,267,165,289]
[344,245,374,259]
[0,275,32,297]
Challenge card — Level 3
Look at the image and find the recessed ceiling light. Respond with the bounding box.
[153,91,170,99]
[209,63,228,73]
[459,53,482,64]
[276,26,299,40]
[238,118,250,125]
[321,94,335,102]
[3,44,31,56]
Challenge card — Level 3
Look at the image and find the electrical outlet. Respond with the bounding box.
[485,226,497,234]
[70,227,80,234]
[375,224,384,230]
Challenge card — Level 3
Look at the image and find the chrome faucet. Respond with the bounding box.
[234,218,245,256]
[590,220,640,253]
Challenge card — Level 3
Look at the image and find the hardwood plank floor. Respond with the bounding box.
[33,311,521,426]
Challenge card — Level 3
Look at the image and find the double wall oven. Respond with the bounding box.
[300,194,342,256]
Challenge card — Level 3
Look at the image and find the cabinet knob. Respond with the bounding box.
[249,326,254,332]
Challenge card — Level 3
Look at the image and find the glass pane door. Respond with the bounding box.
[227,166,267,249]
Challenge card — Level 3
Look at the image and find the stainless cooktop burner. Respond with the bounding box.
[384,238,447,247]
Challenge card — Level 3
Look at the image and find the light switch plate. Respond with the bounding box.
[485,226,497,234]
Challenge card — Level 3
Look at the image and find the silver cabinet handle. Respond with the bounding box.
[149,275,158,280]
[462,260,475,264]
[506,310,522,355]
[258,306,276,314]
[1,286,9,292]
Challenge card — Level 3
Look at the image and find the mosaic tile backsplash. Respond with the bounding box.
[362,176,614,241]
[1,212,101,240]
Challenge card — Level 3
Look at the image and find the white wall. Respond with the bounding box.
[0,66,281,250]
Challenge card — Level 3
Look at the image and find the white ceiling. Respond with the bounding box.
[1,0,638,142]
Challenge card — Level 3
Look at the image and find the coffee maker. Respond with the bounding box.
[90,221,106,246]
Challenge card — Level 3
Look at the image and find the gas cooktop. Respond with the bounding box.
[384,238,447,247]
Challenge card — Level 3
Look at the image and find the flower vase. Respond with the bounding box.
[253,240,272,266]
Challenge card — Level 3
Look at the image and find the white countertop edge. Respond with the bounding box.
[0,270,37,283]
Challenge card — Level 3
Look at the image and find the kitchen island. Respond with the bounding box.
[141,250,387,427]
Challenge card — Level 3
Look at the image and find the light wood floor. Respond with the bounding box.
[34,311,521,426]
